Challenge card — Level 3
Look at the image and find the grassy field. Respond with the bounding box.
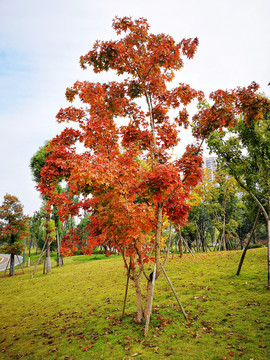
[0,248,269,360]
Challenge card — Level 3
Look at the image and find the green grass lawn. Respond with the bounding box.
[0,248,269,359]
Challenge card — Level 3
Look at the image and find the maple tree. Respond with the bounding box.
[38,16,209,327]
[0,194,29,276]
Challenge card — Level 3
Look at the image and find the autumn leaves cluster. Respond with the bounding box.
[36,17,269,280]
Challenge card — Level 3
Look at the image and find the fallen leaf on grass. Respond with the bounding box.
[258,344,267,348]
[237,346,246,351]
[80,344,93,351]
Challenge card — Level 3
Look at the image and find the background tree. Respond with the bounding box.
[30,143,64,269]
[193,87,270,288]
[185,169,216,252]
[182,167,244,252]
[38,16,206,327]
[0,194,29,276]
[236,194,260,250]
[210,169,244,251]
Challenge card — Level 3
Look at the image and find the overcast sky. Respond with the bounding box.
[1,0,269,216]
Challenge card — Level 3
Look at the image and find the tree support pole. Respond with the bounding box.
[160,263,188,321]
[163,222,172,266]
[31,237,47,278]
[4,257,10,275]
[236,209,261,276]
[16,255,24,274]
[121,263,131,321]
[182,237,195,257]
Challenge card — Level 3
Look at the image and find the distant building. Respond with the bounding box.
[203,156,216,181]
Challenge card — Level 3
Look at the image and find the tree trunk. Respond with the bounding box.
[155,205,163,277]
[28,238,32,267]
[144,265,156,336]
[131,265,144,323]
[182,237,195,257]
[163,222,172,266]
[175,225,183,258]
[32,238,47,278]
[236,209,260,276]
[196,227,200,252]
[267,217,270,290]
[222,214,226,251]
[179,233,183,258]
[172,238,179,259]
[56,229,62,267]
[9,254,15,276]
[46,239,51,274]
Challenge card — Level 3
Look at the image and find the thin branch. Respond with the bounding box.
[163,221,172,267]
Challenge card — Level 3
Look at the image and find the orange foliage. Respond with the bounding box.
[38,17,206,263]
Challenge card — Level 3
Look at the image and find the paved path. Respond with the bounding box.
[0,254,23,272]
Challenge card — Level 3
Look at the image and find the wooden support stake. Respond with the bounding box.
[121,263,131,321]
[182,236,195,257]
[144,264,156,337]
[16,255,24,274]
[160,263,188,321]
[31,238,47,278]
[237,209,261,275]
[4,257,10,275]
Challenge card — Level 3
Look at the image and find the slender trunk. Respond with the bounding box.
[56,229,62,267]
[131,266,144,323]
[163,222,172,266]
[213,229,217,250]
[222,214,226,251]
[144,265,156,337]
[183,237,195,257]
[28,238,32,267]
[179,233,183,258]
[155,205,163,277]
[196,228,200,252]
[46,239,51,274]
[240,237,244,250]
[31,238,47,278]
[172,239,178,259]
[267,217,270,290]
[176,225,183,258]
[9,254,15,276]
[145,91,157,150]
[214,233,221,251]
[236,209,260,276]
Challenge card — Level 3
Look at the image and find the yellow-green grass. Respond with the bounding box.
[0,248,269,359]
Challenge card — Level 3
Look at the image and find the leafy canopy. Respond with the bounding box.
[0,194,29,255]
[38,17,207,264]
